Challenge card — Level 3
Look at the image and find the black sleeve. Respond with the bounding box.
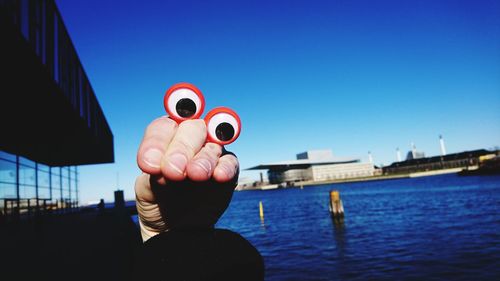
[134,228,264,281]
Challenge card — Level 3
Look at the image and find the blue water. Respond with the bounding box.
[216,174,500,281]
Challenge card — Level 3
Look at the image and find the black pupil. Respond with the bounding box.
[176,98,197,118]
[216,122,235,141]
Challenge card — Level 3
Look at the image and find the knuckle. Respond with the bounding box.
[145,117,177,137]
[205,142,222,152]
[204,143,222,158]
[170,138,196,156]
[142,135,165,147]
[180,118,206,130]
[224,154,239,166]
[201,151,218,164]
[230,159,240,170]
[171,121,206,156]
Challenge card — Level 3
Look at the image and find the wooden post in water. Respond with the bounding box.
[259,201,264,219]
[329,190,344,219]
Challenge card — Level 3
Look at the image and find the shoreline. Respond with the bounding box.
[239,167,467,191]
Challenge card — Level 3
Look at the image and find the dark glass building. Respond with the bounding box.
[0,0,114,218]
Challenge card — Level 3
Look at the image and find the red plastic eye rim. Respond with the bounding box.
[164,82,205,123]
[204,107,241,146]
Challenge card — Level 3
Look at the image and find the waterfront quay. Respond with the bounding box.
[0,204,141,280]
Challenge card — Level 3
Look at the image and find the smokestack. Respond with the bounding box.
[439,135,447,156]
[368,151,373,164]
[396,147,402,162]
[411,142,417,158]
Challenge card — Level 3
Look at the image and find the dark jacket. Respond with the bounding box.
[134,228,264,281]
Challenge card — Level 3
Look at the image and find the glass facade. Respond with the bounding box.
[0,150,78,216]
[0,0,113,143]
[0,152,16,199]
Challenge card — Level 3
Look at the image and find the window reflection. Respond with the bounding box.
[38,170,50,188]
[20,185,36,198]
[54,12,59,83]
[20,0,29,40]
[1,150,79,212]
[39,187,50,199]
[0,158,16,184]
[38,163,49,172]
[51,167,61,199]
[0,182,16,199]
[19,164,36,186]
[0,151,16,161]
[19,156,35,168]
[62,167,70,198]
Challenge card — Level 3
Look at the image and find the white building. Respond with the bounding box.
[248,149,376,184]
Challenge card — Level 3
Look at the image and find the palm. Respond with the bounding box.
[136,174,237,237]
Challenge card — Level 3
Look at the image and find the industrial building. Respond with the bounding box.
[0,0,114,218]
[248,150,376,185]
[384,136,496,175]
[383,149,494,175]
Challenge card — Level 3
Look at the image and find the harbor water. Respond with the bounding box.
[216,174,500,281]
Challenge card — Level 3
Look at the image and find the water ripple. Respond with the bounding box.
[217,174,500,280]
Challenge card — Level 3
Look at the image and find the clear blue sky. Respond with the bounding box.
[55,0,500,204]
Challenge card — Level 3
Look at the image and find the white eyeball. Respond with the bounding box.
[205,107,241,145]
[164,83,205,122]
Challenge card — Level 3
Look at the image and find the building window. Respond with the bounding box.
[38,163,50,199]
[0,150,80,215]
[19,163,35,187]
[0,157,16,184]
[51,167,61,200]
[62,167,69,199]
[0,182,16,199]
[20,0,29,40]
[0,151,16,162]
[53,13,59,84]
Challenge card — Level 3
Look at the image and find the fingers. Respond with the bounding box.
[137,116,178,175]
[186,143,223,182]
[138,116,237,183]
[213,153,239,183]
[161,119,207,181]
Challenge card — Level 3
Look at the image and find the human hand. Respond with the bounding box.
[135,116,239,242]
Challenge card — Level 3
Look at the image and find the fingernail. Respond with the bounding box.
[143,148,163,168]
[194,159,212,176]
[167,153,188,175]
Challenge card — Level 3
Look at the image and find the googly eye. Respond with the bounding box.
[204,107,241,145]
[164,82,205,122]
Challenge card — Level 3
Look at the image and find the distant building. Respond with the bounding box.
[406,142,425,160]
[248,149,375,184]
[0,0,113,217]
[296,150,333,160]
[406,150,425,160]
[383,149,492,175]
